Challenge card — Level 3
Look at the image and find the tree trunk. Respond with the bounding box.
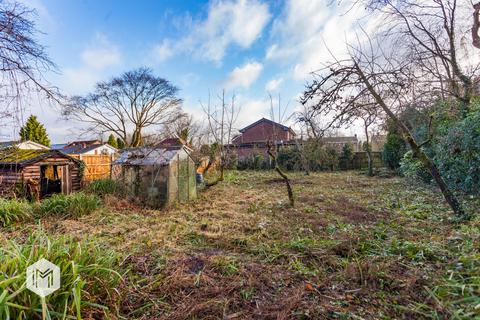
[131,129,143,147]
[474,3,480,49]
[364,123,373,177]
[366,150,373,176]
[267,142,294,206]
[355,62,466,218]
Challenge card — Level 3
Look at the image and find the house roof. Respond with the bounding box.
[0,149,81,167]
[113,146,188,166]
[65,139,101,147]
[239,118,295,134]
[0,140,50,150]
[51,143,68,150]
[157,137,184,146]
[61,143,117,155]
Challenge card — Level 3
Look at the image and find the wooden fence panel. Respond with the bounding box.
[351,152,383,169]
[69,154,116,182]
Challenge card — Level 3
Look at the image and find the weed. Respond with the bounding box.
[0,198,32,227]
[211,256,240,276]
[86,179,119,197]
[0,229,122,319]
[36,192,100,218]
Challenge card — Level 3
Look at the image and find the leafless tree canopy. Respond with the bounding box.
[162,112,204,146]
[365,0,477,106]
[64,68,182,147]
[201,90,240,181]
[300,1,474,217]
[0,1,59,120]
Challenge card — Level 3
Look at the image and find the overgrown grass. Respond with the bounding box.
[86,179,119,197]
[0,230,123,319]
[36,192,100,218]
[0,198,32,227]
[1,170,478,318]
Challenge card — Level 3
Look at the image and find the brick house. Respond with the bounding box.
[232,118,296,144]
[322,136,360,152]
[231,118,296,160]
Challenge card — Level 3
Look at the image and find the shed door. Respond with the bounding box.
[60,165,71,194]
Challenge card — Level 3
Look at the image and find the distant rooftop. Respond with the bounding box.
[61,143,115,155]
[51,143,67,150]
[239,118,295,134]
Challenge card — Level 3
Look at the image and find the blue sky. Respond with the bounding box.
[6,0,368,142]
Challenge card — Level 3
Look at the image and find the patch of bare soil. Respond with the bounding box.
[327,195,388,223]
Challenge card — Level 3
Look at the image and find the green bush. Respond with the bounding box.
[277,146,301,171]
[382,121,407,170]
[86,178,119,197]
[0,230,122,319]
[0,198,32,227]
[432,104,480,194]
[339,143,354,170]
[37,192,100,218]
[400,151,432,184]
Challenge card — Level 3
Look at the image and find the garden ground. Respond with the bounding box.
[1,170,479,319]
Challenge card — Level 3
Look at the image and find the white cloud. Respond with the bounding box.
[236,97,270,128]
[152,0,271,64]
[224,61,263,89]
[18,0,56,32]
[81,35,121,70]
[267,0,374,81]
[152,39,175,63]
[265,77,283,92]
[62,34,122,94]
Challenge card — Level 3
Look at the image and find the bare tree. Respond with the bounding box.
[161,112,204,146]
[0,1,61,122]
[366,0,477,109]
[302,32,467,217]
[201,90,240,183]
[356,103,380,177]
[268,94,294,206]
[64,68,182,147]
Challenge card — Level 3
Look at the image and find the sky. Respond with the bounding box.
[3,0,371,143]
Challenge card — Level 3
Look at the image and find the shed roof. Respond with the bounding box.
[0,149,80,167]
[113,146,187,166]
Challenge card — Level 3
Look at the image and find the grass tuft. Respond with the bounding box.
[0,198,32,227]
[36,192,100,218]
[86,179,119,197]
[0,229,122,319]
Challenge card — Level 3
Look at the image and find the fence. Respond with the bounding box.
[351,152,383,169]
[69,154,116,182]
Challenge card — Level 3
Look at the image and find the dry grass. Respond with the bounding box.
[1,170,479,319]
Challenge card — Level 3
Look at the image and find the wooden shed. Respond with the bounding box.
[0,148,83,198]
[112,146,196,208]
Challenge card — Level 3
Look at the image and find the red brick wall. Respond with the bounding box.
[233,122,291,144]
